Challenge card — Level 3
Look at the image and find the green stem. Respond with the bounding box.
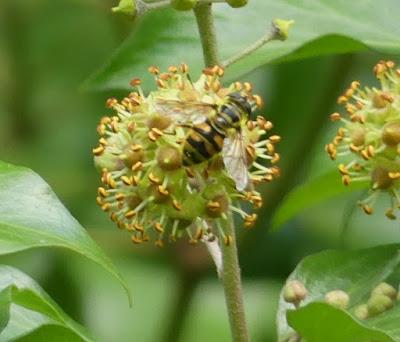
[194,3,249,341]
[222,33,274,69]
[193,2,219,67]
[220,215,249,342]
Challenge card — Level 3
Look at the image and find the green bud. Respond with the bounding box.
[226,0,248,8]
[112,0,136,16]
[272,18,294,41]
[354,304,369,320]
[170,0,198,11]
[371,282,397,300]
[367,294,394,316]
[283,280,307,306]
[324,290,350,310]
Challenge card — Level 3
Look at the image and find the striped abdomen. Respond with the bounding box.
[182,120,225,166]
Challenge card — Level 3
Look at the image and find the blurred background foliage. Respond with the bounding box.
[1,0,400,341]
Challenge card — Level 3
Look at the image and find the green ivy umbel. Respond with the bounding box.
[327,60,400,219]
[94,64,280,246]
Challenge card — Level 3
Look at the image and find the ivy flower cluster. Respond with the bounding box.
[93,64,280,246]
[326,60,400,219]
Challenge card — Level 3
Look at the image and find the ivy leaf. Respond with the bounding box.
[271,170,368,231]
[83,0,400,91]
[0,161,131,304]
[0,265,93,341]
[287,302,393,342]
[277,245,400,342]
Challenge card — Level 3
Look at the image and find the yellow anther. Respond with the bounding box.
[272,153,280,164]
[386,208,396,220]
[121,176,132,185]
[388,172,400,179]
[362,204,373,215]
[148,172,160,184]
[151,127,164,137]
[96,196,103,206]
[154,223,164,233]
[157,185,169,196]
[243,82,253,92]
[115,193,125,201]
[132,161,143,172]
[92,146,105,156]
[125,210,136,218]
[337,95,348,104]
[131,144,142,152]
[101,203,111,212]
[342,175,351,186]
[131,235,143,244]
[148,66,159,75]
[253,95,264,108]
[172,199,182,211]
[269,135,281,144]
[98,187,108,197]
[338,164,348,175]
[330,112,342,121]
[106,98,118,108]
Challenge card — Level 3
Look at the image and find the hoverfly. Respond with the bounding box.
[154,92,255,191]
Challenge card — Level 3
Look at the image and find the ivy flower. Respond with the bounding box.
[93,64,279,246]
[327,60,400,219]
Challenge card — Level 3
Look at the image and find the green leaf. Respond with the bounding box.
[0,161,131,305]
[287,302,393,342]
[271,170,368,231]
[84,0,400,91]
[0,288,11,332]
[277,244,400,342]
[0,265,92,341]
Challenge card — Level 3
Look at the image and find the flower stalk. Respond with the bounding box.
[194,3,249,341]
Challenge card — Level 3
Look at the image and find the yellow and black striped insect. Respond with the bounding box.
[154,92,254,191]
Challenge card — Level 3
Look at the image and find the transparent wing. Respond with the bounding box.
[222,133,249,191]
[154,99,216,125]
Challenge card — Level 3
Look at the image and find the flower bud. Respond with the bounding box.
[371,282,397,300]
[112,0,136,16]
[354,304,369,320]
[170,0,197,11]
[226,0,248,8]
[367,294,394,316]
[283,280,307,306]
[271,18,295,41]
[324,290,350,310]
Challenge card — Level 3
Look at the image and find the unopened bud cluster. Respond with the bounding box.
[354,282,398,320]
[326,60,400,219]
[93,64,279,246]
